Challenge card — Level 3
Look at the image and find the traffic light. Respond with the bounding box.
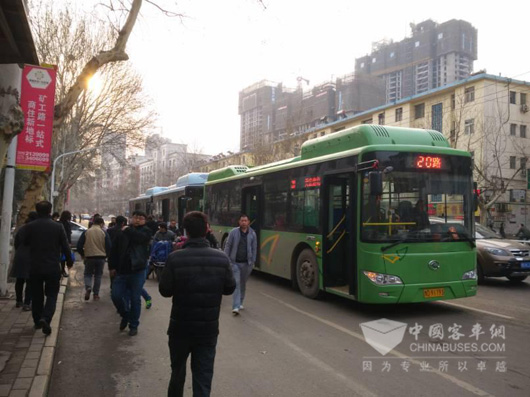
[473,182,480,210]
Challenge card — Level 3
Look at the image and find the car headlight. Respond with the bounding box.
[462,270,477,280]
[486,248,510,256]
[363,271,403,285]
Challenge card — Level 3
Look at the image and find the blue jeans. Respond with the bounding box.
[168,336,218,397]
[111,271,145,329]
[232,262,253,310]
[84,258,105,295]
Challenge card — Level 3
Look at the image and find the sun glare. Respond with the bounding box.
[87,73,103,94]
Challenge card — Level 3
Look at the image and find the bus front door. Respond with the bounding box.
[323,175,353,294]
[242,186,261,268]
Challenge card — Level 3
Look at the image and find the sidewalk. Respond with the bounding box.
[0,276,68,397]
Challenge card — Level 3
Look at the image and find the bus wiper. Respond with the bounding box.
[381,237,416,252]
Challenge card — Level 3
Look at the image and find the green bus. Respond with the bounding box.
[205,125,477,303]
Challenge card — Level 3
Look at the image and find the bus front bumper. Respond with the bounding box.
[359,279,477,304]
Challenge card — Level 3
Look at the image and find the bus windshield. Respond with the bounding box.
[361,152,473,243]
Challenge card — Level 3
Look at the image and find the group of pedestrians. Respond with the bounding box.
[12,203,258,396]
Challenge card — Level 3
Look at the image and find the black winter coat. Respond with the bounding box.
[159,238,236,338]
[12,226,31,279]
[22,216,73,275]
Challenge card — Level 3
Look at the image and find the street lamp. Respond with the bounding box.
[50,146,100,212]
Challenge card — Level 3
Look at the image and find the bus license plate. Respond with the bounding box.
[423,288,445,298]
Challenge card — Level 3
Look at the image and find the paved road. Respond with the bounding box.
[49,263,530,396]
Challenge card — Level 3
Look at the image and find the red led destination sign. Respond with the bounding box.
[415,155,442,169]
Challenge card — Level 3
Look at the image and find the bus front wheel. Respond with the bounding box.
[296,249,320,299]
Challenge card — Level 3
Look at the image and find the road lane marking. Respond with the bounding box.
[260,292,494,397]
[244,316,378,397]
[435,300,514,320]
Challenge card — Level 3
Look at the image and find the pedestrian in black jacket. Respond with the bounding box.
[12,211,38,310]
[159,211,235,397]
[23,201,73,335]
[110,211,152,336]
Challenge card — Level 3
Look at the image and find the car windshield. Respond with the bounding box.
[361,152,473,243]
[475,223,501,239]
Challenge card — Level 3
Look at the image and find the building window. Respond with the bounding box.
[438,33,443,39]
[510,123,517,136]
[510,156,516,169]
[390,52,395,58]
[395,107,403,122]
[522,93,527,105]
[360,62,364,68]
[414,103,425,119]
[510,91,517,104]
[431,103,443,132]
[451,94,455,110]
[521,125,527,138]
[415,41,420,47]
[464,87,475,103]
[372,57,377,63]
[521,158,527,176]
[378,112,385,125]
[464,119,475,135]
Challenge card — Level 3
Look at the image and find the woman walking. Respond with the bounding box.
[59,211,72,277]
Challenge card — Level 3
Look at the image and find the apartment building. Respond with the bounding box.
[355,19,477,102]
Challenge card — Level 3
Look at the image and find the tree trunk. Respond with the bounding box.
[0,99,24,167]
[16,171,49,227]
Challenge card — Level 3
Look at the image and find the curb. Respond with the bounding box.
[27,276,68,397]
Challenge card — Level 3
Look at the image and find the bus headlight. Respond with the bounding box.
[363,271,403,285]
[462,270,477,280]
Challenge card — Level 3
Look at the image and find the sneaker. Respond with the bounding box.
[15,301,23,308]
[128,327,138,336]
[61,271,69,278]
[232,309,240,316]
[22,304,31,311]
[239,305,244,310]
[84,288,91,301]
[34,323,43,330]
[145,299,152,309]
[93,294,100,301]
[39,319,51,336]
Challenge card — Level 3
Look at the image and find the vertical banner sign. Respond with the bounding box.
[16,65,57,171]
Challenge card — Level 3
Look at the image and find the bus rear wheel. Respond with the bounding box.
[296,248,320,299]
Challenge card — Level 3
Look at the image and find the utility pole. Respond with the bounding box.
[0,139,17,296]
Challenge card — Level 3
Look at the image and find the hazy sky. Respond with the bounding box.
[87,1,530,155]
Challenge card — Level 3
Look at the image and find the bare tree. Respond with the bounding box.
[450,83,529,224]
[16,0,150,224]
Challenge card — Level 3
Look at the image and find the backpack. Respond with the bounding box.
[150,240,172,263]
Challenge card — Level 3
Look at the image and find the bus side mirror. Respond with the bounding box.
[369,171,383,196]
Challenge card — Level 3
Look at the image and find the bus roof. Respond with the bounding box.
[175,172,209,188]
[300,125,449,161]
[206,125,467,185]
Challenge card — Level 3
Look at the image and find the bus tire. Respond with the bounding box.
[296,248,320,299]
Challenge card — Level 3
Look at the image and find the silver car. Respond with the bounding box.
[69,221,87,250]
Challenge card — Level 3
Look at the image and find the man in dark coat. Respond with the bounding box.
[110,211,152,336]
[23,201,73,335]
[159,211,235,397]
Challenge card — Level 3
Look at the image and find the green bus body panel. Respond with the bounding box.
[301,125,449,161]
